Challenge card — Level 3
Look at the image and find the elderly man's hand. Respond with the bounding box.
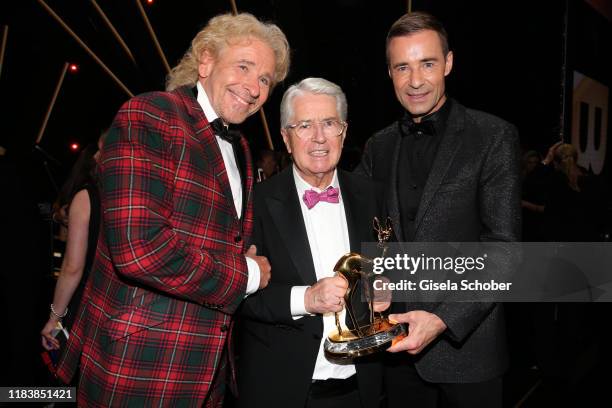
[305,276,348,314]
[386,311,447,354]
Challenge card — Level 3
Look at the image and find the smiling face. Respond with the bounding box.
[198,37,276,124]
[388,30,453,122]
[281,92,346,189]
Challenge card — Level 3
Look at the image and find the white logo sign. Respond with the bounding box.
[572,71,608,175]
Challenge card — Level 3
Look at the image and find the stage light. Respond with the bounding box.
[69,63,79,73]
[70,143,79,151]
[146,0,154,4]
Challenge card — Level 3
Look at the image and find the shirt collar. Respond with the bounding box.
[402,97,453,136]
[292,166,340,195]
[196,81,219,123]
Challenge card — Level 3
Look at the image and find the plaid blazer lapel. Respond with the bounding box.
[175,87,239,219]
[236,134,254,220]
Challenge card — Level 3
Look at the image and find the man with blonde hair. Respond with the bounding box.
[55,13,289,407]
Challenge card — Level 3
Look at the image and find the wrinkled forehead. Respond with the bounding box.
[387,29,448,62]
[212,34,272,58]
[290,92,339,120]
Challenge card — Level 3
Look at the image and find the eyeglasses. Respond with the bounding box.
[286,119,347,139]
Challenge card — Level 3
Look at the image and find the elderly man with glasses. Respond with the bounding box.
[235,77,384,408]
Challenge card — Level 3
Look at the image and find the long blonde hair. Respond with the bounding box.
[166,13,290,91]
[554,143,582,191]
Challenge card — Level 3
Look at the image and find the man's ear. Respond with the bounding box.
[198,50,215,78]
[281,129,292,154]
[444,51,454,77]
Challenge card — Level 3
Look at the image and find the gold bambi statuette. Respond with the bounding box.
[324,217,406,359]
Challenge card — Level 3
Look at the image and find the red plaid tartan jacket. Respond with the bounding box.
[55,86,254,407]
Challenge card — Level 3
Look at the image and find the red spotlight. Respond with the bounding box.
[70,143,79,151]
[146,0,154,4]
[69,63,79,73]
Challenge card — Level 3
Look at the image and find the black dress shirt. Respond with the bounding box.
[397,98,452,241]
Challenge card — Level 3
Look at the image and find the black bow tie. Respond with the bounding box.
[211,118,239,143]
[400,118,436,137]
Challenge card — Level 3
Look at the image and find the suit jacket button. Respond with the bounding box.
[220,324,229,332]
[234,235,242,243]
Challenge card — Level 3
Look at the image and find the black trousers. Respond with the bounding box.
[306,376,362,408]
[385,354,502,408]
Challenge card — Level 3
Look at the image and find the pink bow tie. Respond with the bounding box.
[303,187,340,209]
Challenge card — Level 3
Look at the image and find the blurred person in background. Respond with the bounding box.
[544,143,605,242]
[41,133,105,350]
[255,148,279,181]
[521,148,550,241]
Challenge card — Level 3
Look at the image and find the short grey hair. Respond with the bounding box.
[280,77,347,128]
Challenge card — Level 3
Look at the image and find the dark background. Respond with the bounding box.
[1,0,611,405]
[1,0,610,189]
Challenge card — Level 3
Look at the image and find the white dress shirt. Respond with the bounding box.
[290,167,356,380]
[196,82,260,295]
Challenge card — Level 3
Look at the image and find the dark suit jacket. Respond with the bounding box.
[56,86,253,406]
[236,167,383,407]
[355,99,521,383]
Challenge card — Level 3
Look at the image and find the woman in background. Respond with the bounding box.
[41,135,103,350]
[545,143,603,242]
